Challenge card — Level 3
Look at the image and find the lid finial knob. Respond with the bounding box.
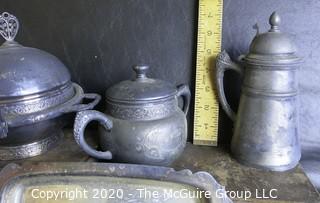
[269,11,281,32]
[0,12,19,42]
[133,65,149,79]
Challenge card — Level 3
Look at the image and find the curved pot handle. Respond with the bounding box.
[216,50,243,121]
[73,110,113,160]
[177,84,191,115]
[62,93,101,113]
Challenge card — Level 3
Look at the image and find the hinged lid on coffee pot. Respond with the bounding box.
[106,65,178,104]
[244,12,301,65]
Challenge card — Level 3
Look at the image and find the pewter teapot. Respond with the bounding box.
[216,12,301,171]
[74,65,190,166]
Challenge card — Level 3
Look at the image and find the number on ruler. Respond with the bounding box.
[194,0,222,146]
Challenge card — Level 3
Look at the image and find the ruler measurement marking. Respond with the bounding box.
[193,0,223,146]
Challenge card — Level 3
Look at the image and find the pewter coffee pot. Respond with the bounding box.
[216,12,302,171]
[74,65,190,166]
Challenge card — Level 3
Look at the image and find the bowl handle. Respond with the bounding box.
[61,93,101,113]
[73,110,113,160]
[177,84,191,115]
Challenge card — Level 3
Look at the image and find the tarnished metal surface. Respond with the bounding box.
[105,65,191,117]
[216,12,302,171]
[0,131,62,160]
[73,65,190,166]
[172,143,320,203]
[0,162,232,203]
[106,65,178,103]
[0,130,318,202]
[0,12,101,160]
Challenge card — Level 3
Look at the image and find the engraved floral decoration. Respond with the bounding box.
[0,12,19,41]
[0,133,60,160]
[107,100,177,120]
[135,124,185,162]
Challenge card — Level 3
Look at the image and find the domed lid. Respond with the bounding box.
[246,12,300,63]
[106,65,177,104]
[0,12,70,98]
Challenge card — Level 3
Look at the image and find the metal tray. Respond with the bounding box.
[0,162,232,203]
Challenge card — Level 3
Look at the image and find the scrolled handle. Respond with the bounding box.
[216,50,243,121]
[73,110,113,160]
[177,84,191,115]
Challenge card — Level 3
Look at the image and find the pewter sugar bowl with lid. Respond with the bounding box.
[74,65,190,166]
[216,12,302,171]
[0,12,101,160]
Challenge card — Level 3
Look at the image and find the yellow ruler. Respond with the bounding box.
[193,0,223,146]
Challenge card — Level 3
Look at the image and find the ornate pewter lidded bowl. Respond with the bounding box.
[0,12,101,160]
[105,65,190,120]
[216,12,302,171]
[74,65,191,166]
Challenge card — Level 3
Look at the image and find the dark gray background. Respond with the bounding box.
[1,0,319,188]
